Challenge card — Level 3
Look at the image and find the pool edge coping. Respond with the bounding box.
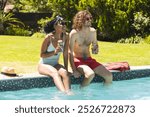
[0,66,150,92]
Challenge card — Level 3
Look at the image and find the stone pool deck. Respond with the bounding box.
[0,66,150,92]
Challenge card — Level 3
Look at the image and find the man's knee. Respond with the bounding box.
[105,72,113,82]
[85,71,95,79]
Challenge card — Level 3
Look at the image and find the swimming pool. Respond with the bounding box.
[0,77,150,100]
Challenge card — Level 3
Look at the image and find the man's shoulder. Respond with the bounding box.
[90,27,96,32]
[70,29,78,35]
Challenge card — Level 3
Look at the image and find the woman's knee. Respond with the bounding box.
[49,70,60,78]
[37,64,43,74]
[62,72,70,82]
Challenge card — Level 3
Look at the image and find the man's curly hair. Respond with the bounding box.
[72,10,92,30]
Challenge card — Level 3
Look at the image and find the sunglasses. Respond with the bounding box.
[61,21,66,25]
[86,17,92,21]
[56,20,66,26]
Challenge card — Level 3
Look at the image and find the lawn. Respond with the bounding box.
[0,35,150,74]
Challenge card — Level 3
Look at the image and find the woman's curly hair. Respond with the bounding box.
[72,10,92,30]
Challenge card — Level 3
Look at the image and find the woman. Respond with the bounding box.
[38,16,72,95]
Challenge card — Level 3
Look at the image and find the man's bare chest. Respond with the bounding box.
[76,34,93,46]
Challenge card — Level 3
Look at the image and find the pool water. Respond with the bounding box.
[0,77,150,100]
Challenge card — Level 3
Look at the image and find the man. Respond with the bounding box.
[69,10,113,87]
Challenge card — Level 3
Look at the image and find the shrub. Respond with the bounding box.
[144,35,150,44]
[4,26,32,36]
[117,36,143,44]
[0,12,24,34]
[31,32,45,39]
[37,17,52,32]
[132,12,150,36]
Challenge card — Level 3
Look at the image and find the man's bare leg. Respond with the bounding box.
[77,65,95,87]
[93,65,113,85]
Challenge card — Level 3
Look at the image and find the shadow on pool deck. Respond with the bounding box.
[0,66,150,92]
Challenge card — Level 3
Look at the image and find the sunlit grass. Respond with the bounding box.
[96,42,150,66]
[0,35,150,73]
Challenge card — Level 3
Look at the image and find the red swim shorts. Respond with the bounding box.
[74,57,102,69]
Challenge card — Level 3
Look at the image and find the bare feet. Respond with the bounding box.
[65,90,74,95]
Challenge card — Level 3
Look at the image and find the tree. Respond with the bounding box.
[77,0,150,41]
[13,0,53,13]
[0,0,8,34]
[47,0,79,30]
[0,0,7,10]
[7,0,150,39]
[0,0,24,34]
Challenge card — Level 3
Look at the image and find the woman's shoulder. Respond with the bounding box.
[65,32,69,38]
[65,32,69,35]
[45,33,54,38]
[45,33,54,41]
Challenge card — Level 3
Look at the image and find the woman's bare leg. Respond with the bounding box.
[55,64,71,90]
[55,64,73,95]
[38,64,65,92]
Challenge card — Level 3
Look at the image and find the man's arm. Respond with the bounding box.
[69,30,81,78]
[91,28,99,54]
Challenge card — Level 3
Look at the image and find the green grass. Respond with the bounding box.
[0,35,42,73]
[0,35,150,74]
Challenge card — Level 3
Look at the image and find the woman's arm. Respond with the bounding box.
[40,34,57,58]
[69,31,77,72]
[63,33,69,71]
